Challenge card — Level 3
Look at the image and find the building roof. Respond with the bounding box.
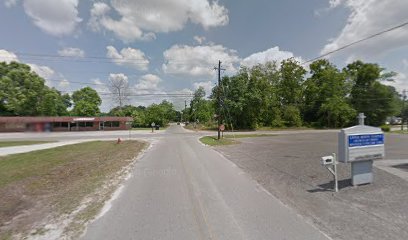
[0,116,133,123]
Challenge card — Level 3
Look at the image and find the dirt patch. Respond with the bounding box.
[0,140,148,240]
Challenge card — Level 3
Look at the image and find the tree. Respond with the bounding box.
[108,73,131,108]
[303,59,355,127]
[0,61,69,116]
[346,61,398,126]
[38,88,70,116]
[142,100,177,127]
[71,87,101,116]
[189,87,214,124]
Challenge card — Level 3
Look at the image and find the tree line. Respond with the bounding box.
[0,61,178,127]
[185,59,403,128]
[1,60,405,129]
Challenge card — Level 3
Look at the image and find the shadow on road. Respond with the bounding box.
[307,179,352,193]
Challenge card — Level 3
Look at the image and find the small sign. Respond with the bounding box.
[348,134,384,147]
[151,122,155,127]
[219,124,225,131]
[73,118,95,121]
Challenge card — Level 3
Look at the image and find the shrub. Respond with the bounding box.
[380,124,390,132]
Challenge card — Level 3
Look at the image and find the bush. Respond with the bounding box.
[380,124,390,132]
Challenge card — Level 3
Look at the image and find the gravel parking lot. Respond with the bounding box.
[216,132,408,240]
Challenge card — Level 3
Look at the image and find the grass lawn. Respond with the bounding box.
[0,141,55,148]
[0,140,147,239]
[223,133,276,138]
[200,134,276,146]
[391,130,408,134]
[199,136,238,146]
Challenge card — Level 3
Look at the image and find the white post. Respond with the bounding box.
[333,153,338,192]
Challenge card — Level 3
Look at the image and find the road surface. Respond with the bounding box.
[81,125,329,240]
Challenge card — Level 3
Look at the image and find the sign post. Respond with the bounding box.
[219,124,225,138]
[151,122,155,133]
[338,113,385,186]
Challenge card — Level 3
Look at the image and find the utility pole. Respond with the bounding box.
[402,89,407,131]
[184,100,187,125]
[214,60,225,140]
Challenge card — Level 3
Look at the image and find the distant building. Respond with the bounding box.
[0,116,133,132]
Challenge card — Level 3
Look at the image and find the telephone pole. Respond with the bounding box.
[402,89,407,131]
[214,60,225,140]
[184,100,187,125]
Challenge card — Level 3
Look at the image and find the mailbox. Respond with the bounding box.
[321,156,334,165]
[338,125,384,163]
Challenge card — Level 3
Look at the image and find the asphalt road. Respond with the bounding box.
[81,125,329,240]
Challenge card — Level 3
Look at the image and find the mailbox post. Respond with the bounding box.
[338,113,385,186]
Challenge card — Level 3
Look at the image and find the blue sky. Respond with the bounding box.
[1,0,407,111]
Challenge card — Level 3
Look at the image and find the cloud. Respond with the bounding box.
[194,36,206,44]
[28,63,55,79]
[383,72,407,93]
[162,44,240,79]
[109,73,128,84]
[403,59,408,69]
[193,81,214,96]
[241,46,301,68]
[4,0,19,8]
[321,0,408,60]
[88,0,228,42]
[58,47,85,58]
[23,0,81,36]
[0,49,70,88]
[106,46,149,71]
[134,74,162,94]
[0,49,19,63]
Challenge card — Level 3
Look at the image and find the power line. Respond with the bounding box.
[302,20,408,65]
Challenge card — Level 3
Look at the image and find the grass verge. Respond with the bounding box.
[0,140,147,239]
[391,130,408,134]
[199,136,237,146]
[223,133,275,138]
[0,141,55,148]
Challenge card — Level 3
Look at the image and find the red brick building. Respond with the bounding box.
[0,116,133,132]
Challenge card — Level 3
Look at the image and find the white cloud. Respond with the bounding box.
[28,63,55,79]
[403,59,408,69]
[241,46,301,68]
[109,73,128,85]
[58,47,85,58]
[383,72,407,93]
[162,44,240,79]
[23,0,81,36]
[106,46,149,71]
[0,49,70,88]
[59,79,70,88]
[0,49,19,63]
[88,0,228,42]
[193,81,214,96]
[321,0,408,60]
[4,0,19,8]
[134,74,162,94]
[329,0,345,8]
[194,36,206,44]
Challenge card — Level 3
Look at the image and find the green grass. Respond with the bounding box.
[200,133,276,146]
[0,140,147,239]
[391,130,408,134]
[199,136,237,146]
[256,126,312,131]
[0,141,55,148]
[223,133,276,138]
